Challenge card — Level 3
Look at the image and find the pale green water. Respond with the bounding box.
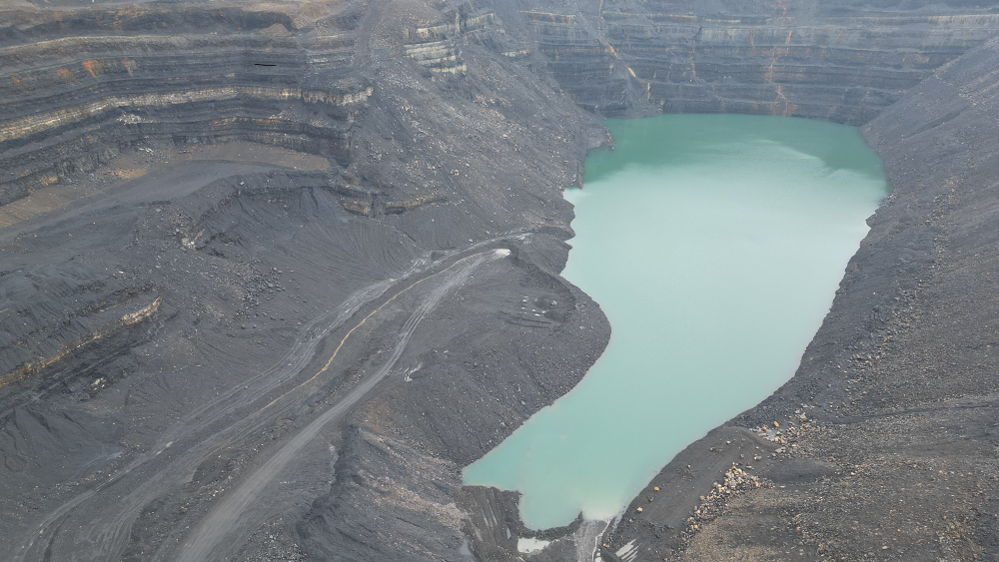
[463,114,888,530]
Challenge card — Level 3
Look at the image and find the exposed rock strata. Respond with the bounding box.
[0,10,365,204]
[517,0,999,123]
[1,0,998,561]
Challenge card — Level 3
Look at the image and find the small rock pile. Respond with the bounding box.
[754,417,814,458]
[682,465,769,534]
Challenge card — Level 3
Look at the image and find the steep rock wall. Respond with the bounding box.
[501,0,999,122]
[0,8,364,204]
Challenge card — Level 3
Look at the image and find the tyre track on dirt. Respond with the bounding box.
[12,246,506,562]
[12,266,416,562]
[174,249,506,562]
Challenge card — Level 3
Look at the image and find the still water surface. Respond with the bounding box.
[463,114,888,529]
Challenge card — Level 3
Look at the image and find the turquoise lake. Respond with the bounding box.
[462,114,889,530]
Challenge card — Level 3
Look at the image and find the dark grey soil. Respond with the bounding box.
[1,0,998,561]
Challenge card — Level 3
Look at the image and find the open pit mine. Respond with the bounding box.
[1,0,998,561]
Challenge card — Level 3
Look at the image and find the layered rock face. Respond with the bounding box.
[2,0,999,561]
[0,7,366,205]
[516,0,999,123]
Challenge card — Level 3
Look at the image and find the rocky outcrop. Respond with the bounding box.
[296,426,468,562]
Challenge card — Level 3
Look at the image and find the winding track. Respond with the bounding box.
[176,249,506,562]
[13,245,507,562]
[13,279,397,562]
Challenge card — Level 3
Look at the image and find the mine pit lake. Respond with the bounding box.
[463,113,889,529]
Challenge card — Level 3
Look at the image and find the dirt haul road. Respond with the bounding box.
[12,228,511,562]
[176,249,505,562]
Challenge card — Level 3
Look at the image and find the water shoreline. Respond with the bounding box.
[465,113,887,532]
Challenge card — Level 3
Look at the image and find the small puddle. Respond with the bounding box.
[464,114,888,529]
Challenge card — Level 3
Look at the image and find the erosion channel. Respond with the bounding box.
[465,114,888,531]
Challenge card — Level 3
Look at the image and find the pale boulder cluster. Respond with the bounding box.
[677,465,768,534]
